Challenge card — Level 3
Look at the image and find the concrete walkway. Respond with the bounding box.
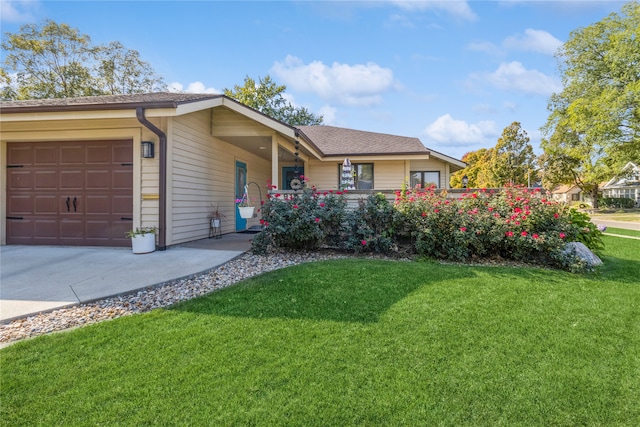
[591,218,640,231]
[0,233,254,322]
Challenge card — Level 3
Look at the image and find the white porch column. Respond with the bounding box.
[271,135,279,189]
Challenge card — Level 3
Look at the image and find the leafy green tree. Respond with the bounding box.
[96,41,165,95]
[1,19,165,99]
[542,2,640,207]
[490,122,537,186]
[539,125,610,208]
[1,20,98,99]
[450,148,496,188]
[224,75,323,126]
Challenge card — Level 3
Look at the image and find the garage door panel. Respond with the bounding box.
[8,145,33,165]
[60,170,84,190]
[34,145,58,164]
[34,196,58,214]
[60,145,84,165]
[34,171,58,189]
[7,140,133,247]
[8,195,33,214]
[9,171,33,189]
[113,142,133,163]
[85,195,108,214]
[113,170,133,189]
[35,219,58,238]
[113,195,133,215]
[86,170,110,189]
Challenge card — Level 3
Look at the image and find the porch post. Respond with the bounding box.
[271,135,279,189]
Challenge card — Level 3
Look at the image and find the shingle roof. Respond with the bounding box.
[0,92,223,112]
[298,125,429,156]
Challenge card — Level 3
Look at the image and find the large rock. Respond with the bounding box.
[562,242,603,267]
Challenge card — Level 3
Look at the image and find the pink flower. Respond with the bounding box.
[521,231,528,237]
[275,193,281,198]
[506,231,514,237]
[559,232,566,239]
[554,213,559,219]
[533,233,539,239]
[361,240,367,246]
[293,205,299,209]
[421,212,427,217]
[315,218,320,223]
[434,209,440,213]
[319,203,325,207]
[460,227,467,232]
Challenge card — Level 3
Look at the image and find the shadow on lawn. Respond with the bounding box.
[171,258,476,324]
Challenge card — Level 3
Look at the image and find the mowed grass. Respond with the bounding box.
[604,226,640,238]
[2,235,639,426]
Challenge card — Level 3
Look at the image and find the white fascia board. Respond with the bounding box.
[428,150,466,168]
[220,97,296,138]
[172,98,224,116]
[0,109,138,122]
[321,154,430,162]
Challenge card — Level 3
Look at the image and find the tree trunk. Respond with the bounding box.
[591,186,600,209]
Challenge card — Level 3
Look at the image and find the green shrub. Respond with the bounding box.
[343,193,406,254]
[251,184,347,254]
[599,197,635,209]
[567,208,605,253]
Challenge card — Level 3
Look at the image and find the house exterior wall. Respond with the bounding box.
[307,159,444,190]
[410,159,449,188]
[168,110,269,245]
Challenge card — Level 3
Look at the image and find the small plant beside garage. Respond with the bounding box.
[126,226,158,254]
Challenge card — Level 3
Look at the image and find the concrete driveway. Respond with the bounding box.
[0,234,253,322]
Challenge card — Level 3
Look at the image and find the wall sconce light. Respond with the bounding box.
[462,175,469,188]
[141,141,155,158]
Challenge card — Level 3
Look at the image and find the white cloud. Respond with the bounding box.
[317,105,338,125]
[503,28,562,55]
[468,61,561,96]
[167,81,219,94]
[424,114,498,146]
[389,0,477,21]
[271,55,397,107]
[0,0,38,22]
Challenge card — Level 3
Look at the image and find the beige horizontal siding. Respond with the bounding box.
[169,111,270,245]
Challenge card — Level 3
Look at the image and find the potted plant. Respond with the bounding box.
[125,226,158,254]
[207,203,226,228]
[236,194,255,219]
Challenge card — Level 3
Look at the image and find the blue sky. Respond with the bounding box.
[1,0,627,160]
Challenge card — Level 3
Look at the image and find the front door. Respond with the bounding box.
[235,160,247,232]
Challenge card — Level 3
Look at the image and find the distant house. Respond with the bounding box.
[551,184,584,204]
[602,162,640,207]
[1,92,464,249]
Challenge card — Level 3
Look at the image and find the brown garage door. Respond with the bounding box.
[6,140,133,247]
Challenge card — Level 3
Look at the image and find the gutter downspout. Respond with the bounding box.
[136,107,167,250]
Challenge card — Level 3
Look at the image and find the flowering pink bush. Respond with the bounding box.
[394,184,595,268]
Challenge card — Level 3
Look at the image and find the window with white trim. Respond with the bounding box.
[338,163,374,189]
[410,171,440,189]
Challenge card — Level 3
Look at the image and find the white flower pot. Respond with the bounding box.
[131,233,156,254]
[238,206,255,219]
[211,218,221,228]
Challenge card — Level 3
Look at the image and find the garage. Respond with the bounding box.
[6,140,133,247]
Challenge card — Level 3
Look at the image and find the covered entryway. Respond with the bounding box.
[6,140,133,247]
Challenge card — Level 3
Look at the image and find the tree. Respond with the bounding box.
[490,122,536,186]
[224,75,323,126]
[1,20,98,99]
[539,125,611,208]
[542,2,640,207]
[1,19,165,99]
[96,41,165,95]
[450,148,496,188]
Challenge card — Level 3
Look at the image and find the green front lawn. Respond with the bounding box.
[2,235,639,426]
[604,226,640,238]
